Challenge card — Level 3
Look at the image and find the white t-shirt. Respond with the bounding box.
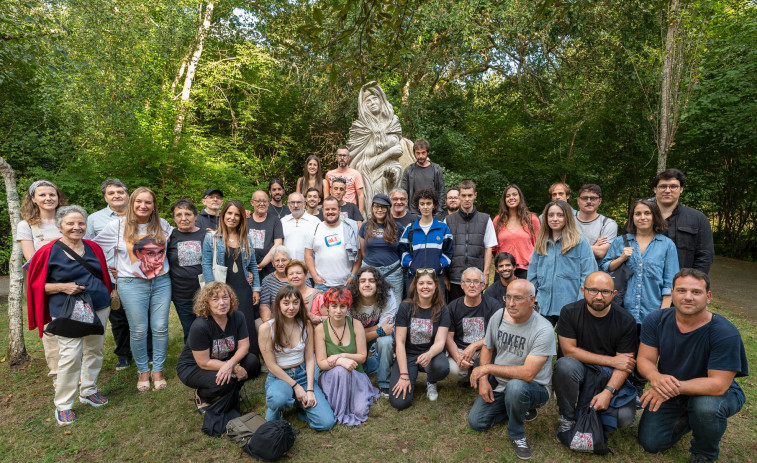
[306,222,351,286]
[16,220,61,254]
[281,212,320,261]
[93,218,174,279]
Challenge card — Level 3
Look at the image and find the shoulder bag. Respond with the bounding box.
[610,234,633,307]
[200,232,228,288]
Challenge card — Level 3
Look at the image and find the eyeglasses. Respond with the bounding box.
[462,279,482,286]
[505,295,527,303]
[656,184,681,191]
[391,197,407,202]
[584,287,615,297]
[416,268,435,274]
[578,196,600,202]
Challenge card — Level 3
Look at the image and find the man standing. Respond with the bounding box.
[575,184,617,263]
[484,252,518,305]
[637,269,747,462]
[389,188,418,231]
[304,187,322,217]
[84,179,136,370]
[467,280,556,460]
[652,169,714,273]
[436,188,460,221]
[267,179,290,219]
[281,192,320,262]
[446,267,501,381]
[553,271,639,434]
[248,190,284,280]
[445,180,497,301]
[195,188,223,231]
[329,177,364,226]
[326,145,365,215]
[305,196,362,290]
[400,138,446,215]
[541,182,577,218]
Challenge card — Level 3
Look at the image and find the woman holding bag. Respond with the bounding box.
[27,206,112,426]
[202,200,261,354]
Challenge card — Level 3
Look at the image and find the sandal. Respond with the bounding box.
[195,391,210,414]
[137,373,150,392]
[151,371,168,391]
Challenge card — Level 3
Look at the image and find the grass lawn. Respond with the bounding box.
[0,303,754,463]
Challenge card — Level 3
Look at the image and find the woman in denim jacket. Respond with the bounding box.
[528,200,597,326]
[601,199,679,325]
[202,200,261,353]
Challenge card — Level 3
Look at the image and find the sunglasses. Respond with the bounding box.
[416,268,436,274]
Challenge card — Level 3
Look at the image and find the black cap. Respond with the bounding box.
[372,193,391,207]
[203,188,223,198]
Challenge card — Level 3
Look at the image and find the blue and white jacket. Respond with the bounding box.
[399,218,454,278]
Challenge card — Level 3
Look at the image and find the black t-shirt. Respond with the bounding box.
[393,212,419,232]
[640,308,748,394]
[447,295,500,350]
[556,300,638,356]
[339,202,364,222]
[395,301,450,357]
[247,213,284,268]
[267,203,290,220]
[484,279,512,306]
[176,311,249,374]
[166,228,205,301]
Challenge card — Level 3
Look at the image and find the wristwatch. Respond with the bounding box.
[604,385,617,395]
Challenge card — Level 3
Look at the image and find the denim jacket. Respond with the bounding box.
[601,233,678,323]
[202,231,261,292]
[527,236,597,317]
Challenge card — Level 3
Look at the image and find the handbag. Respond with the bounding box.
[45,291,105,338]
[610,234,633,307]
[226,411,267,444]
[202,383,241,437]
[243,420,295,462]
[199,232,227,288]
[557,406,611,455]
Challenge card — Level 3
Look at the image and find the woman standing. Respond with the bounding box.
[17,179,67,383]
[94,187,173,391]
[601,200,679,325]
[166,199,205,342]
[359,193,403,303]
[296,155,329,202]
[202,200,261,354]
[259,246,291,322]
[176,282,261,412]
[492,185,540,279]
[389,271,450,410]
[314,287,379,426]
[27,206,112,425]
[259,286,336,431]
[527,200,597,325]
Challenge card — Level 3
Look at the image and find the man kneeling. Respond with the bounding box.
[467,280,556,460]
[637,269,748,462]
[553,271,639,435]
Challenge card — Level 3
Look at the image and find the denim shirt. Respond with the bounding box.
[202,232,261,292]
[527,236,597,317]
[601,233,679,323]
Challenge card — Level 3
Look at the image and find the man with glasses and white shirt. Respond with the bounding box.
[281,192,320,262]
[574,184,617,264]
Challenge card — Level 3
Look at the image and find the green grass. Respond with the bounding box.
[0,303,754,462]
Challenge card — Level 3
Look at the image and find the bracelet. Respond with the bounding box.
[306,389,314,392]
[399,377,410,381]
[232,364,240,375]
[291,382,299,388]
[400,372,409,376]
[376,327,386,337]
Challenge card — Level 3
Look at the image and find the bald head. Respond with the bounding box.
[582,271,617,313]
[509,279,536,297]
[251,190,269,216]
[505,279,536,323]
[584,271,614,290]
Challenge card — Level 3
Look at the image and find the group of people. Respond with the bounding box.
[20,142,746,462]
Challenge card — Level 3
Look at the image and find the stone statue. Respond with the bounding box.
[348,82,415,213]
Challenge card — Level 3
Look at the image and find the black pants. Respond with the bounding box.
[109,306,151,358]
[389,352,449,411]
[179,353,261,403]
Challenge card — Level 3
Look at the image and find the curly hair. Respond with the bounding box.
[347,266,392,310]
[322,286,353,311]
[193,282,239,319]
[412,188,439,215]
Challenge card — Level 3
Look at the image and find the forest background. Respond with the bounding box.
[1,0,755,273]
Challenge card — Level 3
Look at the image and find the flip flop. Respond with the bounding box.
[195,391,210,414]
[137,374,150,392]
[151,371,167,391]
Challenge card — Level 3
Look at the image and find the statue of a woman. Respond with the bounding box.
[348,82,415,212]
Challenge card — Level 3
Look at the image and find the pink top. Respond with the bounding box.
[492,214,541,270]
[326,168,364,205]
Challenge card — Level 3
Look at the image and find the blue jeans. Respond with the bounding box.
[172,299,196,344]
[363,336,394,389]
[468,379,550,439]
[376,262,403,307]
[265,364,336,431]
[638,389,745,460]
[118,274,172,374]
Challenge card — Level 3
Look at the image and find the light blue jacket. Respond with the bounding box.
[527,236,597,317]
[202,231,261,292]
[601,233,679,323]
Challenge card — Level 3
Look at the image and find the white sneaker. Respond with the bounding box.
[426,382,438,401]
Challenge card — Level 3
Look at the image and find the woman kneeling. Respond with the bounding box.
[176,282,261,412]
[259,286,336,431]
[314,287,379,426]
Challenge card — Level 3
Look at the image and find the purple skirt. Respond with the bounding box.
[318,366,380,426]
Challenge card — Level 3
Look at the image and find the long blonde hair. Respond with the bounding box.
[124,187,166,244]
[534,200,581,255]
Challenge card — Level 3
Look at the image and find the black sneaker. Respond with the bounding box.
[380,388,391,399]
[524,408,538,421]
[690,454,714,463]
[115,356,131,371]
[511,437,532,460]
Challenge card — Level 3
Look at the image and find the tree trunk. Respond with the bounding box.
[173,2,214,146]
[657,0,679,173]
[0,157,30,367]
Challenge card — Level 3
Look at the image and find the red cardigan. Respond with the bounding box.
[27,239,113,337]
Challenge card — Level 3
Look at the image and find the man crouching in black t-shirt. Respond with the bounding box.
[637,269,748,462]
[445,267,500,381]
[553,271,639,434]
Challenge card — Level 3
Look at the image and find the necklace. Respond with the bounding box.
[329,319,348,346]
[282,321,298,347]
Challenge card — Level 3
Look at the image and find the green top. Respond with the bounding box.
[323,316,363,373]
